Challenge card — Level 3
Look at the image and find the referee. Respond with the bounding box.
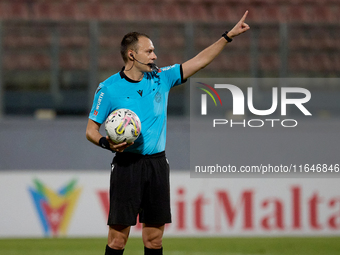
[86,11,249,255]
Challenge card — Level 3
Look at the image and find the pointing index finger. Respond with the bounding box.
[240,10,248,22]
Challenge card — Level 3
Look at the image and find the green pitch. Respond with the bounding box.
[0,237,340,255]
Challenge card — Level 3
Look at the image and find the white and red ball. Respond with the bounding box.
[105,109,141,144]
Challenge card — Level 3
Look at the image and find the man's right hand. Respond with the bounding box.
[107,136,134,153]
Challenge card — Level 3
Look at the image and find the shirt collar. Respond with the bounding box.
[119,67,142,83]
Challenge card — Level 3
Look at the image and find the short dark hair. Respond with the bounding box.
[120,32,150,63]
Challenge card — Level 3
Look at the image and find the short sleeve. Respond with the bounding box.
[88,85,112,124]
[159,64,187,90]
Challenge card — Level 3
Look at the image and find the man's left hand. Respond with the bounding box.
[228,10,250,38]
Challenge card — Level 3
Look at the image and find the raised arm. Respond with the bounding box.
[182,10,250,80]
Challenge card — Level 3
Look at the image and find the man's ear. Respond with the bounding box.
[128,50,134,61]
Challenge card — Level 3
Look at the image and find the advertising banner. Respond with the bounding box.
[0,171,339,237]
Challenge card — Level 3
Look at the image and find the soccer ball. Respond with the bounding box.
[105,109,142,144]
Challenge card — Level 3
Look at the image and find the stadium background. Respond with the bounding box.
[0,0,340,254]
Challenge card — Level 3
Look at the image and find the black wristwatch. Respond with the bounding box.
[222,31,233,42]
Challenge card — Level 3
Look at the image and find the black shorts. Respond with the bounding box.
[107,151,171,226]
